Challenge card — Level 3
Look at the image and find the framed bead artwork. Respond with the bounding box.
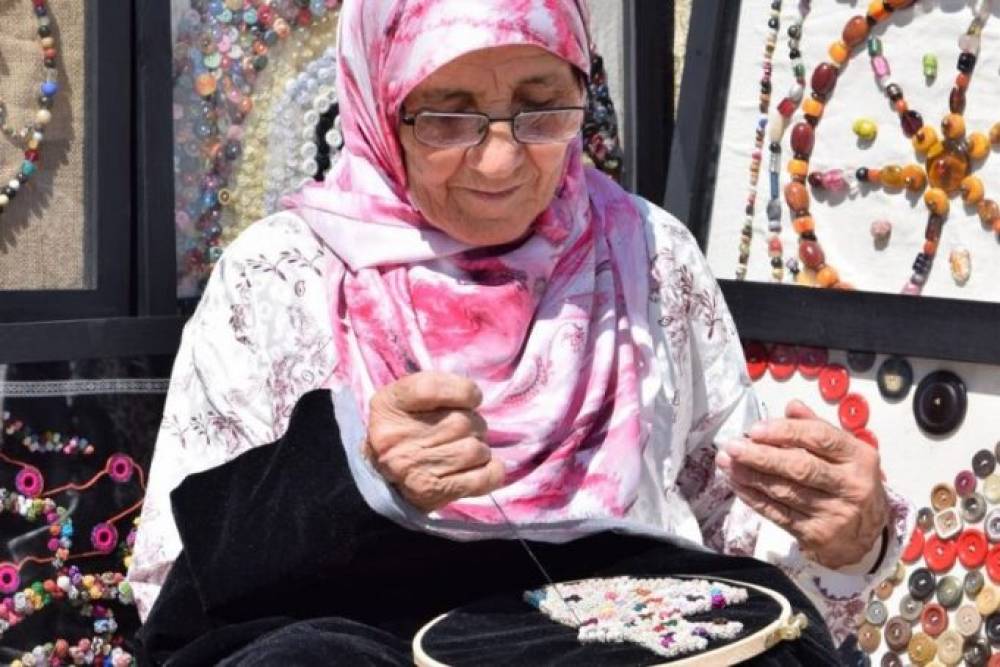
[666,0,1000,365]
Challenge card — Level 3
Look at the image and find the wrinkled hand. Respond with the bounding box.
[715,400,889,570]
[365,371,504,512]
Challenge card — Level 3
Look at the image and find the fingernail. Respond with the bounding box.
[719,439,745,456]
[748,422,768,439]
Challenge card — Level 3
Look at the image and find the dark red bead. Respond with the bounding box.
[949,86,966,114]
[799,240,825,269]
[777,97,797,117]
[808,172,824,189]
[810,63,838,97]
[901,110,924,137]
[790,123,815,157]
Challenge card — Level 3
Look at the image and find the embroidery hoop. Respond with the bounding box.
[412,576,809,666]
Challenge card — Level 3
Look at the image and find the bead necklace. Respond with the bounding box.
[767,0,811,283]
[0,0,59,220]
[526,576,748,659]
[735,0,782,281]
[3,410,94,456]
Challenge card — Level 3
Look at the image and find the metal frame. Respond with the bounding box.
[663,0,1000,365]
[0,2,133,323]
[621,0,673,203]
[0,0,186,364]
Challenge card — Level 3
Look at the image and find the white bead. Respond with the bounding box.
[9,179,20,191]
[35,109,52,126]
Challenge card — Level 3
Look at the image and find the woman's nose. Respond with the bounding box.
[466,121,523,178]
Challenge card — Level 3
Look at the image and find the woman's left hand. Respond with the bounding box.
[715,399,889,570]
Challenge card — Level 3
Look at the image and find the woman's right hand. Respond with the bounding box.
[365,371,505,512]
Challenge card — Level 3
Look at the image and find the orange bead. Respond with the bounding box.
[923,240,938,256]
[793,216,816,234]
[956,73,970,90]
[829,41,849,64]
[902,165,927,191]
[787,159,809,178]
[893,99,908,114]
[881,164,905,189]
[784,182,810,212]
[969,132,990,160]
[942,113,965,140]
[842,16,870,47]
[833,281,854,290]
[885,0,912,7]
[990,122,1000,145]
[912,125,939,153]
[867,0,889,21]
[802,98,824,119]
[194,73,217,97]
[867,168,881,184]
[960,175,984,204]
[924,187,949,216]
[817,266,840,287]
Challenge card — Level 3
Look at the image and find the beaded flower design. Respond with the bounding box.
[525,576,748,659]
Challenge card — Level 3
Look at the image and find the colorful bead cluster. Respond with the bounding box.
[784,1,1000,293]
[0,0,59,219]
[0,418,144,665]
[736,0,784,282]
[3,411,94,456]
[860,440,1000,664]
[582,52,624,181]
[2,566,135,666]
[172,0,343,297]
[525,576,748,659]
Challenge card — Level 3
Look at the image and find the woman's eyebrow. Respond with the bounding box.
[416,89,476,106]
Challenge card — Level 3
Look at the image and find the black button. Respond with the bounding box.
[965,637,992,666]
[974,449,998,478]
[966,569,986,598]
[909,567,937,600]
[848,350,877,372]
[880,653,902,667]
[877,355,914,400]
[917,507,935,531]
[987,612,1000,643]
[913,370,967,436]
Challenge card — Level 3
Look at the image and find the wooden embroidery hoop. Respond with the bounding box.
[412,576,809,666]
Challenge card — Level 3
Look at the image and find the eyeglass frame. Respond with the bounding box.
[399,106,587,148]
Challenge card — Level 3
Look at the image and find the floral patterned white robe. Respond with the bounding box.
[129,198,913,644]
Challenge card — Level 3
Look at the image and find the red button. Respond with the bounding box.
[796,346,828,379]
[989,654,1000,667]
[768,344,797,381]
[987,545,1000,584]
[819,364,850,402]
[924,534,957,573]
[920,602,948,636]
[853,428,879,449]
[839,393,870,431]
[960,529,989,569]
[744,341,768,381]
[902,528,924,563]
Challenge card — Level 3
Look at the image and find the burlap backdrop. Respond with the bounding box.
[0,0,87,290]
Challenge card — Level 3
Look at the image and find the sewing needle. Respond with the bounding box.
[488,493,584,627]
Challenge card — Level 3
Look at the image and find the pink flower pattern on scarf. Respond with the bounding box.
[282,0,652,522]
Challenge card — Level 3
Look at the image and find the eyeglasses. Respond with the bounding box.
[400,107,586,148]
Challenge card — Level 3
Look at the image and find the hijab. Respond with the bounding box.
[283,0,655,524]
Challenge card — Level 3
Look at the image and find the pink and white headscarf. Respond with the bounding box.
[283,0,654,523]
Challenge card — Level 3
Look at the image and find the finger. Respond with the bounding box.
[720,440,841,494]
[388,372,483,413]
[724,459,832,513]
[728,479,810,535]
[412,437,492,478]
[785,399,817,420]
[439,457,506,500]
[413,409,488,442]
[747,418,857,463]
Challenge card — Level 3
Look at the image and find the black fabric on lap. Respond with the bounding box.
[136,390,839,666]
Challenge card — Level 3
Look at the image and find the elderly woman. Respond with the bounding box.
[132,0,910,663]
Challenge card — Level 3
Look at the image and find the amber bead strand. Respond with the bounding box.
[784,1,917,288]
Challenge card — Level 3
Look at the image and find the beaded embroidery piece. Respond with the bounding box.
[525,576,748,659]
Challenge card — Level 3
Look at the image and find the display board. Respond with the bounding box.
[668,0,1000,365]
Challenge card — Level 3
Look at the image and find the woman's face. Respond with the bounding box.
[399,45,584,247]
